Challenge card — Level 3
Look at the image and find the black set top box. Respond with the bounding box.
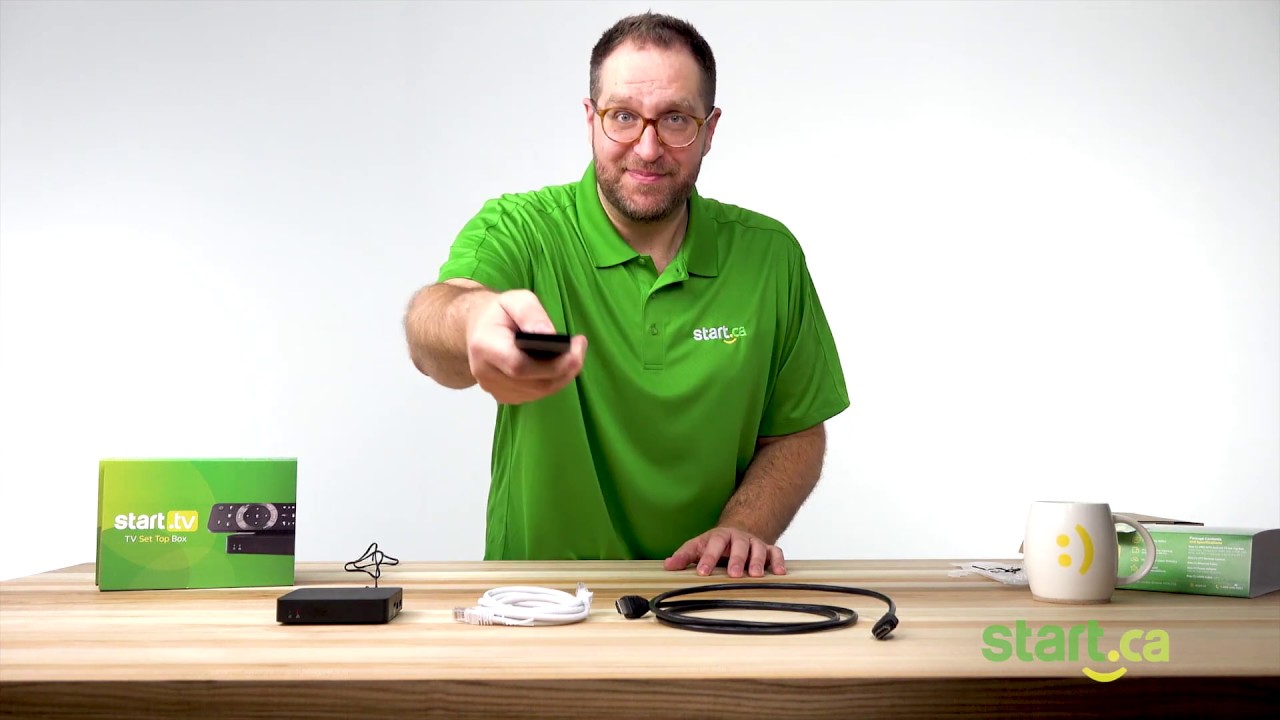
[277,587,403,625]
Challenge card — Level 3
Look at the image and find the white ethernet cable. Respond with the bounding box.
[453,582,593,626]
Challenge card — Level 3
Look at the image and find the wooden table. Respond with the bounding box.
[1,560,1277,718]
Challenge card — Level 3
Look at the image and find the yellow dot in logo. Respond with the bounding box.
[1056,534,1070,548]
[1058,554,1072,567]
[1107,650,1119,662]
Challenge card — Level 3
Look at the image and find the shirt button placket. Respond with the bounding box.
[642,310,664,369]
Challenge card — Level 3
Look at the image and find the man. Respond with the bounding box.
[404,12,848,578]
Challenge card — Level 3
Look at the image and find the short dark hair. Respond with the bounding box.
[589,12,717,114]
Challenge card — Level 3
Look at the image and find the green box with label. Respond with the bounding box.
[1118,525,1280,598]
[96,458,297,591]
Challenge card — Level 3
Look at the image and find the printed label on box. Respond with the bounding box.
[96,458,297,591]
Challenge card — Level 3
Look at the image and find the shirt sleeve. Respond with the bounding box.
[435,198,534,291]
[758,243,850,437]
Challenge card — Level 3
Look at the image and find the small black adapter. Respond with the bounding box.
[277,587,403,625]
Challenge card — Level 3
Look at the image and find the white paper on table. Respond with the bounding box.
[949,561,1029,586]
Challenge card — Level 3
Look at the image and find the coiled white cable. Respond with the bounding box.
[453,582,593,626]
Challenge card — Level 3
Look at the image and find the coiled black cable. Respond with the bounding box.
[615,582,899,639]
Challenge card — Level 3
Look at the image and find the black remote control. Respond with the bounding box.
[514,331,572,360]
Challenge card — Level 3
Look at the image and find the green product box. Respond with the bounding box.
[96,458,297,591]
[1117,525,1280,598]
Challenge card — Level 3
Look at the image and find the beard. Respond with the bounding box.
[594,147,701,224]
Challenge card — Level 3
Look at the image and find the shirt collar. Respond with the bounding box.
[576,161,719,277]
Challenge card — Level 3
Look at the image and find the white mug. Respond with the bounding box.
[1023,501,1158,604]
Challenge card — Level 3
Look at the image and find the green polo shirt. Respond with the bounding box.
[436,162,849,561]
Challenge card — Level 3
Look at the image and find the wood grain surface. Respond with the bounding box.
[2,559,1277,719]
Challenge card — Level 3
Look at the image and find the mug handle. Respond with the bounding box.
[1113,513,1158,586]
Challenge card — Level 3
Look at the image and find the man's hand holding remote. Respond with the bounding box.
[465,289,588,405]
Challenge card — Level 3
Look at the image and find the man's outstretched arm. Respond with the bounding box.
[404,279,588,404]
[403,278,493,388]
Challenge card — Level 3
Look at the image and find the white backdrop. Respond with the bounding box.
[1,0,1276,581]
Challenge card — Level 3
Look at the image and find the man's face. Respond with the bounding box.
[585,41,719,225]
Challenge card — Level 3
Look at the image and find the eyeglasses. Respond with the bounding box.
[593,103,712,148]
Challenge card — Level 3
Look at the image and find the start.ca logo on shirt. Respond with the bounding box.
[692,325,748,344]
